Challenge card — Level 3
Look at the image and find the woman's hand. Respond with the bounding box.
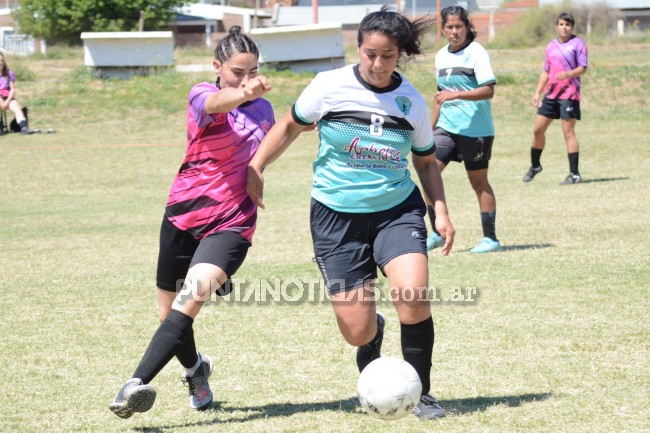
[242,76,271,101]
[246,165,265,209]
[434,213,455,256]
[434,90,458,105]
[531,93,541,108]
[555,71,570,80]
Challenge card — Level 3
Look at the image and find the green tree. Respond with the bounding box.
[14,0,194,44]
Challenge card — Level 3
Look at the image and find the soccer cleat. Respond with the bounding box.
[522,166,542,182]
[426,232,444,251]
[470,237,501,254]
[182,353,214,411]
[356,313,385,373]
[109,378,156,419]
[412,394,446,420]
[559,173,583,185]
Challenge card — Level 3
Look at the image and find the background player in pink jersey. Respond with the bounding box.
[523,12,588,185]
[109,26,274,419]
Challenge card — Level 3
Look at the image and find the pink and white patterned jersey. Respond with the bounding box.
[543,35,588,101]
[165,82,274,242]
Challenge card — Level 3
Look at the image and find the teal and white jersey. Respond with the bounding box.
[435,41,495,137]
[292,64,435,213]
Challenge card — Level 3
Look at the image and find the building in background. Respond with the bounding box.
[540,0,650,32]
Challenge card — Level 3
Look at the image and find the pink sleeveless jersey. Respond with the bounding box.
[165,82,274,242]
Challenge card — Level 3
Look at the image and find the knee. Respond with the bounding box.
[471,180,491,194]
[338,320,377,346]
[562,128,576,139]
[468,176,492,195]
[345,329,375,347]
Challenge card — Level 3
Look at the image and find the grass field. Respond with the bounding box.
[1,42,648,433]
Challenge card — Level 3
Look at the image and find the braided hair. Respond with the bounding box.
[214,26,259,85]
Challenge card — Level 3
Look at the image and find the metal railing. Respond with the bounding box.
[1,34,35,56]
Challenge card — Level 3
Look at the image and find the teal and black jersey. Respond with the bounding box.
[435,41,496,137]
[292,64,435,213]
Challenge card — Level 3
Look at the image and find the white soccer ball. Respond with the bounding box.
[357,356,422,420]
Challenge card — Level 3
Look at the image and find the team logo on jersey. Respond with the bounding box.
[261,120,271,133]
[395,96,412,116]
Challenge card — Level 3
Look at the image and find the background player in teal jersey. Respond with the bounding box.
[426,6,500,254]
[247,5,455,420]
[523,12,588,185]
[109,27,274,419]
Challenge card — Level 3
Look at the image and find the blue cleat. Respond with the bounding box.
[426,232,444,251]
[470,237,501,254]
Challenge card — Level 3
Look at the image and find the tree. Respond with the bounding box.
[14,0,194,45]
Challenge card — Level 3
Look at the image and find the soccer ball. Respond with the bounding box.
[357,356,422,420]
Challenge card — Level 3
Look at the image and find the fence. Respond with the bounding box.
[1,34,35,56]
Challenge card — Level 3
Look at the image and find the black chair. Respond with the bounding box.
[0,109,8,134]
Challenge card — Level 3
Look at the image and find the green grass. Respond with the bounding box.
[0,42,649,433]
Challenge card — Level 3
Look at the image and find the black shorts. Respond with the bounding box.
[310,187,427,295]
[156,216,251,292]
[433,127,493,171]
[537,97,581,120]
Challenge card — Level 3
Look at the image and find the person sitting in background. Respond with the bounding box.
[0,52,29,134]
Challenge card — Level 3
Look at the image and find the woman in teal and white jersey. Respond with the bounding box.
[247,5,455,420]
[426,6,500,254]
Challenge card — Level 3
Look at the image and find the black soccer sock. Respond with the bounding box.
[401,316,434,396]
[480,211,497,241]
[132,309,194,384]
[426,205,439,235]
[175,327,199,369]
[568,152,579,174]
[531,148,543,168]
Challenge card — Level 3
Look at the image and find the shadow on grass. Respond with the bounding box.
[442,392,553,415]
[132,392,552,431]
[132,397,360,431]
[499,243,553,252]
[580,176,629,184]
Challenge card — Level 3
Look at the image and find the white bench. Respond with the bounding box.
[272,5,382,27]
[251,23,345,73]
[81,31,174,78]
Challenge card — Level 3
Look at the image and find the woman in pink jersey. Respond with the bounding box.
[109,26,275,419]
[0,52,29,134]
[523,12,588,185]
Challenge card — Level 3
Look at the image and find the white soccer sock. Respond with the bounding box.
[184,353,202,376]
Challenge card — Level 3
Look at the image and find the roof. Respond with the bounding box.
[174,3,271,20]
[539,0,649,8]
